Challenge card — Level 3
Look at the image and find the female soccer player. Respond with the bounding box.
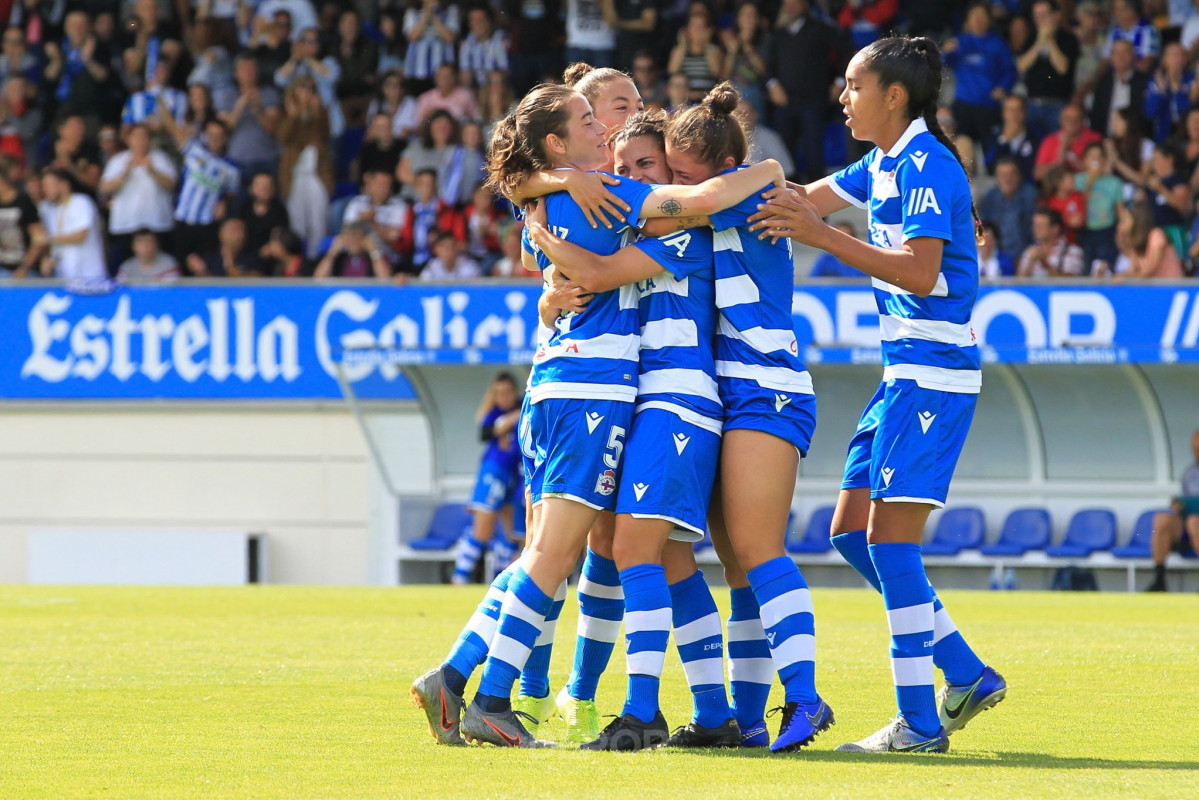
[457,82,784,748]
[451,372,524,585]
[749,36,1007,754]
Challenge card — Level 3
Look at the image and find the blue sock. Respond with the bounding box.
[870,542,940,738]
[452,534,486,583]
[620,563,671,724]
[489,536,518,583]
[835,530,985,685]
[669,571,732,728]
[442,564,517,694]
[475,567,553,710]
[747,556,817,705]
[567,549,624,701]
[519,581,566,698]
[727,586,773,728]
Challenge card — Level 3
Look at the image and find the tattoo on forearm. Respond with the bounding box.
[659,199,682,216]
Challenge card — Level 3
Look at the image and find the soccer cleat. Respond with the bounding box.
[579,711,669,752]
[938,665,1008,735]
[665,717,741,748]
[834,717,949,754]
[767,698,835,753]
[409,667,465,746]
[460,700,557,748]
[739,719,770,748]
[513,691,558,738]
[556,685,600,743]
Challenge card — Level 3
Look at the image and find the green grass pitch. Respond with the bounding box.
[1,585,1196,799]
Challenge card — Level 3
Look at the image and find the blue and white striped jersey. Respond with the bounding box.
[708,167,813,398]
[631,226,721,433]
[529,175,655,404]
[459,31,509,87]
[174,139,241,226]
[829,118,981,394]
[404,6,460,80]
[121,87,187,127]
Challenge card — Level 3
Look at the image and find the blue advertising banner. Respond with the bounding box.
[2,282,1197,400]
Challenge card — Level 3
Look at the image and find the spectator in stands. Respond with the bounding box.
[398,109,457,201]
[370,70,419,142]
[937,105,978,177]
[376,10,406,75]
[399,168,464,275]
[50,115,101,197]
[505,0,565,93]
[354,112,406,184]
[277,76,332,258]
[420,228,482,280]
[1144,144,1191,256]
[343,169,408,264]
[274,26,343,138]
[978,220,1016,278]
[762,0,840,183]
[404,0,459,96]
[331,9,378,128]
[665,72,692,112]
[836,0,898,51]
[235,171,290,274]
[447,120,486,207]
[491,221,539,278]
[186,217,255,277]
[1076,141,1124,275]
[1073,0,1107,93]
[117,227,180,282]
[97,125,120,169]
[1111,199,1186,277]
[668,8,722,103]
[187,32,237,112]
[1147,430,1199,592]
[162,82,216,152]
[722,2,768,118]
[740,98,794,178]
[0,155,44,279]
[1088,39,1148,138]
[564,0,616,69]
[1017,0,1080,138]
[464,183,503,273]
[1045,164,1086,244]
[256,0,318,38]
[1106,106,1154,185]
[1184,0,1199,62]
[943,3,1016,149]
[987,95,1039,179]
[314,220,391,279]
[1145,42,1198,144]
[121,58,187,139]
[458,5,509,91]
[250,8,295,86]
[38,166,107,281]
[0,25,40,85]
[174,118,240,259]
[414,63,480,127]
[262,226,309,277]
[100,123,177,265]
[631,52,667,112]
[1105,0,1159,72]
[480,68,517,138]
[809,221,865,278]
[1179,108,1199,186]
[610,0,658,72]
[44,11,113,124]
[0,77,42,170]
[121,0,183,93]
[1034,103,1102,183]
[1017,208,1085,277]
[221,53,281,180]
[980,157,1040,262]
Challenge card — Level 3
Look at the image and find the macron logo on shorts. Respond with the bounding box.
[674,433,690,455]
[632,482,649,501]
[918,411,936,434]
[881,467,895,487]
[774,394,791,412]
[586,412,604,434]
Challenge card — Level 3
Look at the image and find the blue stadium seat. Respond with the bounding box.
[787,506,835,554]
[408,503,472,551]
[922,507,986,556]
[979,508,1052,556]
[1046,508,1117,557]
[1111,509,1165,559]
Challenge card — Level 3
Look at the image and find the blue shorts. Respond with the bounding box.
[469,458,519,513]
[842,379,977,507]
[720,377,817,455]
[518,394,536,486]
[527,397,635,512]
[614,407,721,538]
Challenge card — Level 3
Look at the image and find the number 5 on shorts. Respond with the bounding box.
[604,425,626,469]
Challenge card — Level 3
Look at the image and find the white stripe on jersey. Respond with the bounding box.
[635,400,723,435]
[641,318,697,349]
[638,369,721,405]
[530,381,638,403]
[715,274,760,307]
[534,332,639,362]
[640,272,689,297]
[871,274,950,298]
[712,228,744,252]
[878,315,974,348]
[882,364,981,393]
[718,317,796,355]
[829,177,867,209]
[715,361,814,394]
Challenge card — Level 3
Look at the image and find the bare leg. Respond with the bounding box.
[719,429,797,571]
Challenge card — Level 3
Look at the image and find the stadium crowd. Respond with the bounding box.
[1,0,1198,283]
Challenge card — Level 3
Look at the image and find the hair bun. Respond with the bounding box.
[910,36,943,71]
[703,81,741,118]
[563,62,595,88]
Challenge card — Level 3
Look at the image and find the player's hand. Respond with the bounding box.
[525,197,548,230]
[544,275,591,314]
[747,190,825,245]
[563,171,629,230]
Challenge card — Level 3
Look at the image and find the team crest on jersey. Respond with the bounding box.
[595,469,617,496]
[873,170,900,200]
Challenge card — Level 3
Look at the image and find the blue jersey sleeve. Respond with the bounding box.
[897,150,956,243]
[632,226,713,281]
[602,172,654,223]
[708,193,760,233]
[830,151,873,209]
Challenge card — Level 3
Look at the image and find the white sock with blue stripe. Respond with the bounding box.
[442,564,517,694]
[669,571,732,729]
[566,549,624,701]
[727,586,773,728]
[519,580,567,699]
[621,563,672,724]
[452,534,486,583]
[869,542,940,737]
[747,556,818,705]
[475,566,553,711]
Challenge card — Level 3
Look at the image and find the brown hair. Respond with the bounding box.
[485,84,580,198]
[611,109,668,153]
[665,81,747,167]
[564,62,631,103]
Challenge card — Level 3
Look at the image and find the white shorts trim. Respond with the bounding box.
[628,512,704,539]
[881,364,981,394]
[534,492,606,511]
[529,382,639,403]
[634,401,724,436]
[879,495,946,508]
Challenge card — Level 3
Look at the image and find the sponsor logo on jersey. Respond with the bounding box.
[595,469,617,496]
[906,186,942,216]
[910,151,928,172]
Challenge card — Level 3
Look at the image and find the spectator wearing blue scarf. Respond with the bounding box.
[1145,42,1198,143]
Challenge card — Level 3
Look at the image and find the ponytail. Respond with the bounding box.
[483,84,579,199]
[665,81,749,169]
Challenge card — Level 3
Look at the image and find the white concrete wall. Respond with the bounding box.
[0,403,429,584]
